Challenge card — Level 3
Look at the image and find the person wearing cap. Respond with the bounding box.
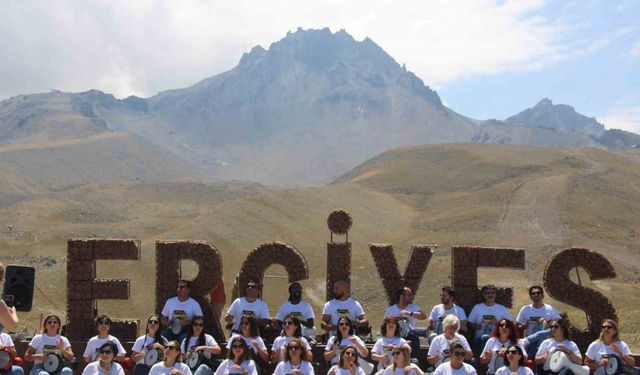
[275,282,315,329]
[161,280,204,343]
[225,281,270,333]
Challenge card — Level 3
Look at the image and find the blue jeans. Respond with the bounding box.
[194,364,213,375]
[1,366,24,375]
[29,364,73,375]
[134,363,151,375]
[162,327,187,344]
[524,329,550,358]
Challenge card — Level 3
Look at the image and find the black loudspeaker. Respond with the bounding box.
[3,265,35,311]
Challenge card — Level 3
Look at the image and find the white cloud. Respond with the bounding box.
[598,107,640,134]
[0,0,575,99]
[631,40,640,57]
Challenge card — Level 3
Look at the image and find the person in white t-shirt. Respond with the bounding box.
[82,342,125,375]
[327,347,367,375]
[384,286,426,358]
[214,337,258,375]
[383,346,423,375]
[371,317,411,371]
[324,317,368,366]
[149,341,192,375]
[427,315,472,367]
[162,280,204,343]
[480,319,527,374]
[0,330,23,375]
[584,319,635,375]
[225,281,271,333]
[82,315,127,363]
[495,345,533,375]
[428,286,468,338]
[24,313,75,375]
[270,315,313,364]
[225,316,269,363]
[534,319,582,375]
[181,316,221,375]
[272,338,315,375]
[516,286,561,357]
[433,341,477,375]
[468,285,512,348]
[131,314,169,375]
[321,280,368,338]
[275,282,315,330]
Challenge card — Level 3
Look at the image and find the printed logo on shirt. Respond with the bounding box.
[482,315,496,322]
[173,310,187,319]
[44,344,57,354]
[337,309,350,318]
[289,312,303,319]
[242,310,257,318]
[530,316,541,322]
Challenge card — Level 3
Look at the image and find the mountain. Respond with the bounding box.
[505,98,605,135]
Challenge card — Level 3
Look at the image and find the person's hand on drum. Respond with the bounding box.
[152,343,163,350]
[610,342,624,357]
[56,338,66,351]
[169,369,185,375]
[290,369,304,375]
[556,344,569,354]
[497,348,507,356]
[598,357,609,367]
[194,346,207,353]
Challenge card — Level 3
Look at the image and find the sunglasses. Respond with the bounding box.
[193,322,204,327]
[288,346,301,351]
[100,350,113,355]
[530,291,543,296]
[343,352,357,357]
[392,351,402,356]
[241,321,250,326]
[549,325,560,329]
[178,285,188,289]
[284,321,295,326]
[231,344,244,349]
[498,323,508,328]
[46,320,59,325]
[507,350,519,355]
[602,325,615,330]
[148,320,159,325]
[98,321,111,325]
[167,346,180,351]
[247,285,257,289]
[338,322,350,327]
[453,351,466,357]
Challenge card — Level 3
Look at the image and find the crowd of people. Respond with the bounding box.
[0,263,637,375]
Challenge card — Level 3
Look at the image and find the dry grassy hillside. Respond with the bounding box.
[1,144,639,350]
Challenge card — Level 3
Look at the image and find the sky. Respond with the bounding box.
[1,0,639,133]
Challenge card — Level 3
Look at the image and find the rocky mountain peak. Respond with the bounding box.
[506,98,605,136]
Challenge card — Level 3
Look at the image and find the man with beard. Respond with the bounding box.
[160,279,203,342]
[321,280,368,337]
[275,282,315,329]
[384,286,426,358]
[225,280,271,333]
[468,284,512,348]
[428,286,468,337]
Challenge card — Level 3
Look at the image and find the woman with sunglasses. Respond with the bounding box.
[585,319,634,375]
[480,319,526,374]
[24,314,74,375]
[226,316,268,363]
[534,319,582,375]
[433,341,476,375]
[181,316,221,375]
[271,315,313,364]
[324,317,368,366]
[495,345,533,375]
[371,316,410,372]
[131,314,169,375]
[149,341,192,375]
[327,347,366,375]
[427,315,472,366]
[82,342,125,375]
[214,337,258,375]
[383,346,422,375]
[82,315,126,363]
[273,338,315,375]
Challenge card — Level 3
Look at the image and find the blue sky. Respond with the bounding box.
[1,0,639,132]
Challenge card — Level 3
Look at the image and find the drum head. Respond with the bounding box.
[549,351,566,373]
[605,356,620,375]
[187,352,202,370]
[171,319,182,335]
[0,349,13,371]
[144,349,162,367]
[399,319,411,338]
[494,355,505,370]
[484,323,495,335]
[43,353,62,374]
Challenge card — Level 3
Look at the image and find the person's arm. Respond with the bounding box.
[611,342,635,367]
[323,339,338,361]
[0,301,19,331]
[303,318,314,329]
[59,337,74,361]
[356,314,368,328]
[404,310,426,320]
[161,315,170,328]
[25,345,46,362]
[321,314,333,332]
[584,355,599,371]
[351,336,368,358]
[370,340,387,366]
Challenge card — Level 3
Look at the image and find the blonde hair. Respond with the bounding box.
[598,319,620,342]
[442,314,460,332]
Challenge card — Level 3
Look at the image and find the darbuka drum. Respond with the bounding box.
[0,347,14,372]
[186,351,205,370]
[549,351,589,375]
[43,353,64,374]
[171,318,182,335]
[605,355,640,375]
[483,322,495,336]
[398,318,411,338]
[494,354,505,371]
[143,347,163,367]
[357,357,374,375]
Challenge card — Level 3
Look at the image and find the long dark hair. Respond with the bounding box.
[338,346,359,369]
[144,314,166,346]
[281,314,302,338]
[284,337,308,363]
[506,345,526,367]
[184,316,206,350]
[380,316,400,337]
[490,319,520,342]
[336,316,355,343]
[240,316,260,338]
[228,336,251,364]
[549,319,571,340]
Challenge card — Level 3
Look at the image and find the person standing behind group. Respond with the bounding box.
[225,281,270,333]
[275,282,315,329]
[0,263,19,332]
[24,314,74,375]
[468,285,512,348]
[321,281,368,338]
[585,319,635,375]
[516,286,560,357]
[161,280,204,343]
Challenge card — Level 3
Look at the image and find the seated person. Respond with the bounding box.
[161,280,204,342]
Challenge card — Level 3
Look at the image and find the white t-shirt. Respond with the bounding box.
[428,333,471,366]
[535,338,581,371]
[371,337,408,370]
[325,335,366,364]
[271,336,312,362]
[384,304,423,330]
[327,366,366,375]
[82,361,125,375]
[481,337,526,374]
[586,340,632,375]
[149,361,193,375]
[516,304,560,336]
[132,334,169,365]
[226,334,267,355]
[226,297,270,331]
[276,301,315,322]
[161,297,204,322]
[83,335,127,361]
[429,304,468,334]
[495,366,534,375]
[322,298,365,336]
[273,360,315,375]
[213,359,258,375]
[468,303,513,338]
[181,333,218,358]
[433,362,478,375]
[383,365,422,375]
[28,333,72,365]
[0,332,15,347]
